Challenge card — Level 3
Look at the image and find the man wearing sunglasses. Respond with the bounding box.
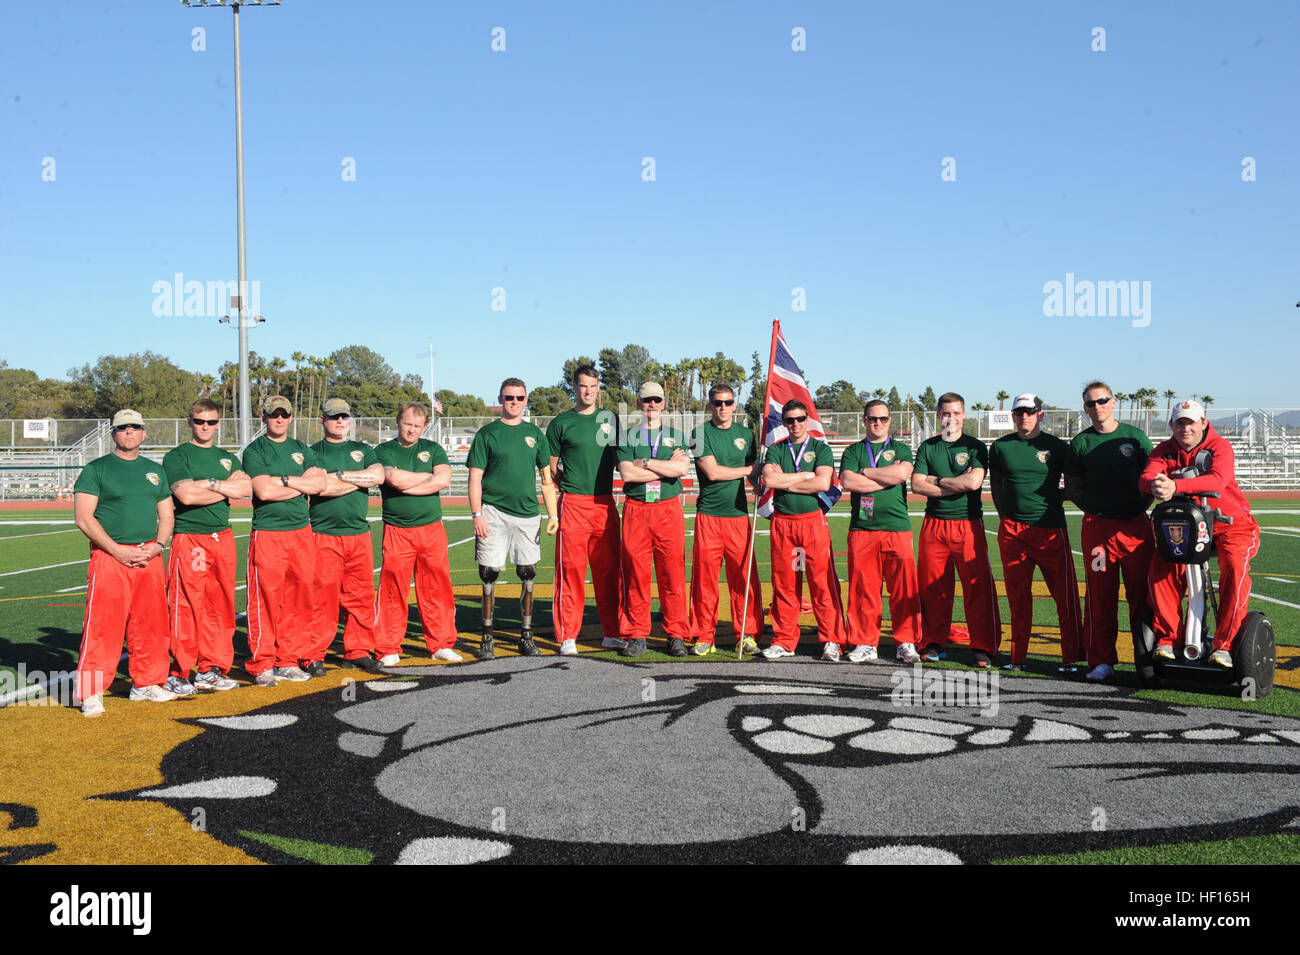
[242,395,328,685]
[989,393,1083,672]
[306,398,386,675]
[911,392,1002,668]
[839,400,922,664]
[162,399,252,695]
[1063,380,1154,683]
[761,399,847,661]
[546,364,623,655]
[687,383,763,655]
[73,409,177,715]
[469,378,558,660]
[616,382,692,657]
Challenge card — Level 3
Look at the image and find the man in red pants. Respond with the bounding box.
[1140,399,1260,669]
[307,397,386,675]
[688,383,763,655]
[989,393,1084,672]
[243,396,327,685]
[163,398,251,694]
[1064,380,1154,683]
[761,399,847,661]
[547,364,623,654]
[375,402,457,664]
[912,392,1003,668]
[839,399,921,664]
[73,409,176,716]
[617,382,691,657]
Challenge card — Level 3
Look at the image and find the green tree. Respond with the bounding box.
[66,351,201,418]
[526,386,569,417]
[886,386,902,411]
[558,355,598,400]
[919,386,938,412]
[329,345,399,390]
[598,347,625,391]
[435,389,489,416]
[620,344,654,391]
[814,379,861,413]
[996,390,1010,410]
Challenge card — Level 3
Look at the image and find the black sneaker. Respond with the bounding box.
[921,643,945,662]
[972,650,993,669]
[620,638,647,658]
[517,631,541,657]
[666,637,687,657]
[304,660,327,678]
[346,656,383,673]
[478,631,495,661]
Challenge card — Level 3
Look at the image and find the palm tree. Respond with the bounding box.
[1164,388,1176,419]
[290,350,306,415]
[996,390,1010,410]
[1113,392,1128,423]
[268,357,287,397]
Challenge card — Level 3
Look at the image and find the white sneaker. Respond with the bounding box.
[254,670,278,687]
[129,684,178,703]
[164,675,197,697]
[271,666,311,683]
[847,644,878,664]
[1153,644,1176,661]
[559,639,578,656]
[193,669,239,691]
[432,647,464,663]
[821,642,843,663]
[378,654,401,666]
[80,695,105,718]
[762,644,794,660]
[895,642,921,664]
[601,637,627,650]
[1085,663,1114,683]
[1209,649,1233,669]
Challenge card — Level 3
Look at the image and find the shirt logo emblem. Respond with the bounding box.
[524,436,536,448]
[733,438,746,451]
[882,450,896,462]
[291,452,304,466]
[663,438,675,448]
[1119,443,1134,458]
[1036,450,1050,464]
[803,452,815,464]
[600,422,612,435]
[145,472,160,486]
[417,451,431,463]
[350,450,364,463]
[954,452,970,466]
[220,458,232,472]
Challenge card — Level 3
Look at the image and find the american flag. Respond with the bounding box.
[756,320,841,518]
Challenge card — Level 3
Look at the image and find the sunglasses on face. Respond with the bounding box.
[712,399,735,407]
[865,415,889,423]
[114,424,144,432]
[325,413,350,421]
[783,415,808,425]
[1084,396,1112,408]
[502,394,527,402]
[190,418,219,427]
[1012,408,1039,417]
[641,397,663,405]
[266,411,291,420]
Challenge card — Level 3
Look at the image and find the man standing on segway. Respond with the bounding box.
[1139,399,1261,669]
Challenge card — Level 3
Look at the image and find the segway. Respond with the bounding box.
[1132,476,1275,697]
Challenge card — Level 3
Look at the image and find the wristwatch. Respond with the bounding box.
[208,477,218,491]
[336,470,345,480]
[471,511,483,518]
[281,474,290,487]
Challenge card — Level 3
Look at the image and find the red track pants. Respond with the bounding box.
[167,529,237,677]
[246,526,316,675]
[768,510,846,650]
[376,521,457,654]
[1148,516,1260,652]
[552,493,622,641]
[310,531,380,662]
[996,518,1084,664]
[77,547,169,699]
[689,512,763,644]
[1080,513,1153,668]
[917,517,1002,653]
[619,497,689,640]
[845,529,920,647]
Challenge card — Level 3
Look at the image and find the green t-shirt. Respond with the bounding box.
[546,408,620,496]
[74,452,171,544]
[989,431,1070,527]
[914,434,989,521]
[617,423,689,503]
[467,419,550,518]
[309,439,379,537]
[375,439,448,527]
[242,435,320,531]
[163,443,242,535]
[692,421,756,517]
[1065,423,1153,520]
[840,438,913,532]
[768,437,835,516]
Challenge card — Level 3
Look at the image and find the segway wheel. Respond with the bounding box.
[1233,612,1275,699]
[1133,607,1162,690]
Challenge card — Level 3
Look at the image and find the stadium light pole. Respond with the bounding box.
[182,0,281,447]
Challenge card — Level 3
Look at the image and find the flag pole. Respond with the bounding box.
[737,319,781,659]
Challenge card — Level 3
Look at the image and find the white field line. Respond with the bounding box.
[1264,577,1295,584]
[0,528,81,540]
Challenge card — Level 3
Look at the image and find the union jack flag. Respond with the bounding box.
[756,320,841,518]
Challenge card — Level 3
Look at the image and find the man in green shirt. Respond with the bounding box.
[1063,380,1154,683]
[912,391,1003,667]
[163,398,251,694]
[688,383,763,655]
[468,378,558,660]
[839,400,922,664]
[989,393,1083,671]
[73,409,176,716]
[307,397,386,675]
[242,395,327,685]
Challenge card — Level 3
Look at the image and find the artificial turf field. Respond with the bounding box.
[1,499,1298,866]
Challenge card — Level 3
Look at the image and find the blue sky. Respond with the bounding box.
[2,1,1297,410]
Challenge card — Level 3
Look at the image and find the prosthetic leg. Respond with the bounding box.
[477,565,498,660]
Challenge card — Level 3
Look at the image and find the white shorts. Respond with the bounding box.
[475,503,542,569]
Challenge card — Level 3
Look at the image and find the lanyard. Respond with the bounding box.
[864,438,888,470]
[640,424,663,459]
[787,437,811,473]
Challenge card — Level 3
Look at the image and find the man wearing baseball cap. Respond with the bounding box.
[241,395,327,684]
[73,409,176,716]
[1139,399,1261,668]
[989,393,1084,671]
[616,382,691,657]
[307,398,386,675]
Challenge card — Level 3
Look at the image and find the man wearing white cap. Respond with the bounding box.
[989,394,1084,671]
[73,409,176,716]
[1139,399,1261,668]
